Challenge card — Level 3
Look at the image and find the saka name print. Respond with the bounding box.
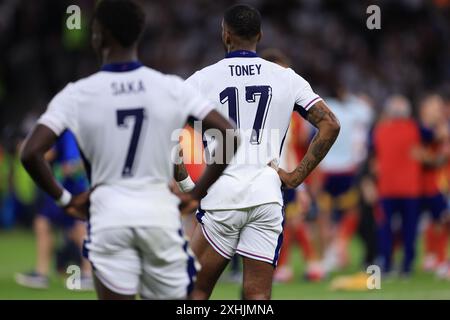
[112,80,146,95]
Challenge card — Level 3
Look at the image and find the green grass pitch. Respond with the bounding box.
[0,229,449,299]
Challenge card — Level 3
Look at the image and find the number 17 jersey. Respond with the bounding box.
[186,51,322,210]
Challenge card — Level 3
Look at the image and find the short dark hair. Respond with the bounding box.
[224,4,261,40]
[94,0,145,48]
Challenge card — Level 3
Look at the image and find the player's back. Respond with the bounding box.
[186,51,321,210]
[39,62,211,232]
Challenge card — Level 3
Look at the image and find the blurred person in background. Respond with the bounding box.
[318,84,374,274]
[372,95,447,276]
[330,103,379,291]
[419,94,450,277]
[0,130,38,228]
[261,48,323,283]
[438,85,450,280]
[15,130,92,290]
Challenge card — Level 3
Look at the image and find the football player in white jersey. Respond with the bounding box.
[176,4,340,299]
[20,0,237,300]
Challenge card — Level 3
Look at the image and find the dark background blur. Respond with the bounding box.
[0,0,449,134]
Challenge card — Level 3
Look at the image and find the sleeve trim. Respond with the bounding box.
[304,97,322,110]
[36,118,63,136]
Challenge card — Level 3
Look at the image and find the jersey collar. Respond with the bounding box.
[101,61,143,72]
[225,50,258,58]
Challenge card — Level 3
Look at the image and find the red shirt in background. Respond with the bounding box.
[289,113,308,162]
[286,113,322,186]
[180,126,205,182]
[374,119,422,198]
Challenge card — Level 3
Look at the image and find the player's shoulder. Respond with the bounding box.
[190,60,224,78]
[259,58,290,71]
[62,71,107,95]
[139,66,186,86]
[138,67,197,100]
[259,58,306,82]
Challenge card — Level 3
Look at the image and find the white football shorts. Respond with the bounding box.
[83,226,199,299]
[196,203,284,266]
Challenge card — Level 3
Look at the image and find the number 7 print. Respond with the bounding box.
[116,108,146,177]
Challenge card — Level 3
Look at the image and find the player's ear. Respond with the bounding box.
[224,30,232,47]
[256,30,262,43]
[221,20,232,48]
[90,19,103,53]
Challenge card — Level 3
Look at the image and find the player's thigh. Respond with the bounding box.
[190,223,230,299]
[84,228,140,297]
[237,203,284,266]
[136,227,200,299]
[242,256,274,300]
[92,273,135,300]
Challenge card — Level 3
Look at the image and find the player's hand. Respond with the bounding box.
[64,190,91,220]
[277,168,299,189]
[178,192,199,215]
[267,160,300,189]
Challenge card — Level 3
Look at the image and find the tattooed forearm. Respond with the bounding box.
[290,131,338,187]
[285,101,340,188]
[306,100,339,128]
[306,104,326,125]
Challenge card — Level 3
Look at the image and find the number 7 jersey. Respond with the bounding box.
[186,51,322,210]
[37,62,213,233]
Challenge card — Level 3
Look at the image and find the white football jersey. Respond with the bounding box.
[186,51,321,210]
[38,62,212,233]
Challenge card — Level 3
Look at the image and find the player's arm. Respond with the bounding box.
[411,145,448,168]
[190,110,239,200]
[20,125,89,219]
[174,147,196,192]
[177,73,238,208]
[412,124,449,168]
[178,110,239,214]
[20,125,61,198]
[278,101,340,188]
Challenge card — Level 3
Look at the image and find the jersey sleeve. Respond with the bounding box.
[288,69,322,112]
[37,83,77,136]
[182,74,214,120]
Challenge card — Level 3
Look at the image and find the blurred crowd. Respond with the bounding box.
[1,0,450,287]
[1,0,450,128]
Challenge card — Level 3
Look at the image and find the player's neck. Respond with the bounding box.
[227,43,257,53]
[102,47,139,65]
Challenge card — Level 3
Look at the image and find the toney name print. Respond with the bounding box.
[228,64,262,77]
[112,80,145,95]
